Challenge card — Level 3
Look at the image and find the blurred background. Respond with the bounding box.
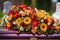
[0,0,60,19]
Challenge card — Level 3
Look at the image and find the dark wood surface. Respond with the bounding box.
[0,29,60,39]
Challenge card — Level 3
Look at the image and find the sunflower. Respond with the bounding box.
[16,18,22,26]
[23,17,31,24]
[40,23,47,32]
[8,14,13,21]
[36,11,44,18]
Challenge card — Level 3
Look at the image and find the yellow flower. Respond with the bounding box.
[8,14,13,21]
[40,23,47,32]
[16,18,22,26]
[23,17,31,24]
[11,5,16,9]
[36,11,44,18]
[39,10,46,14]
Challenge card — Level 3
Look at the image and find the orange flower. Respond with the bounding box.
[27,10,31,14]
[55,26,60,31]
[8,14,13,21]
[7,22,12,28]
[46,15,52,22]
[31,29,36,34]
[20,12,26,16]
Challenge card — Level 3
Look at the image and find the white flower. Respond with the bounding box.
[5,15,8,23]
[19,11,23,13]
[13,22,16,24]
[53,23,56,26]
[47,22,51,25]
[0,21,4,26]
[20,26,24,31]
[2,15,7,21]
[41,19,44,22]
[35,8,38,12]
[21,17,24,19]
[44,17,46,19]
[1,15,8,26]
[28,7,31,9]
[35,27,37,29]
[26,13,29,15]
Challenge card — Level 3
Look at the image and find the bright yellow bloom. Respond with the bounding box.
[16,18,22,26]
[40,23,47,32]
[36,11,44,18]
[8,14,13,21]
[23,17,31,24]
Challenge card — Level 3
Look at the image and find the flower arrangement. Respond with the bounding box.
[1,4,60,34]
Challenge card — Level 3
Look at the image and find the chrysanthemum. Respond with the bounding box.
[23,17,31,24]
[40,23,47,32]
[36,11,44,18]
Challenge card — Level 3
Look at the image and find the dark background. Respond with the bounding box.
[0,0,60,11]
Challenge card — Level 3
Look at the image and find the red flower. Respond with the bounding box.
[52,19,54,24]
[13,10,20,19]
[47,23,53,29]
[8,9,14,15]
[14,10,19,14]
[17,4,27,9]
[20,23,25,27]
[27,8,36,14]
[31,18,39,28]
[44,18,48,24]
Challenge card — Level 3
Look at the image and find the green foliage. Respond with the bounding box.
[0,11,3,19]
[36,0,51,11]
[21,0,31,6]
[21,0,51,11]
